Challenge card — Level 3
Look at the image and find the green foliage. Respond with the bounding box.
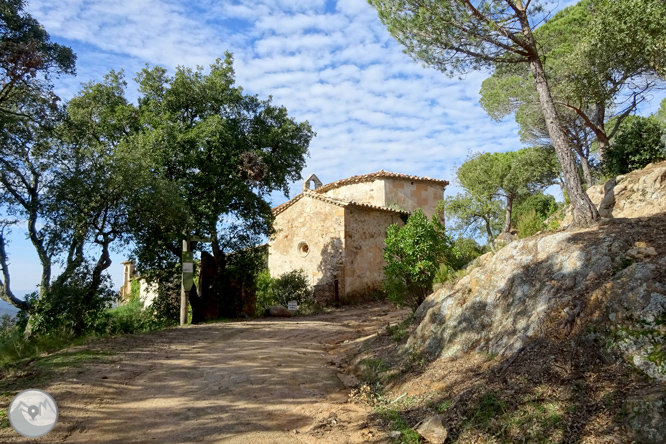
[130,278,140,300]
[451,237,484,268]
[512,194,559,239]
[132,55,313,266]
[447,148,558,239]
[516,209,545,239]
[0,327,78,370]
[94,293,151,336]
[255,269,311,312]
[360,358,390,382]
[386,312,415,342]
[383,209,458,308]
[375,407,422,444]
[512,193,558,223]
[130,55,313,320]
[255,270,275,313]
[27,266,117,335]
[603,117,666,177]
[140,266,181,327]
[433,263,456,286]
[0,0,76,312]
[458,148,558,203]
[271,269,311,307]
[443,192,503,243]
[479,0,666,161]
[655,98,666,127]
[369,0,539,75]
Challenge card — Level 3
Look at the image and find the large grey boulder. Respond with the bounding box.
[409,217,666,381]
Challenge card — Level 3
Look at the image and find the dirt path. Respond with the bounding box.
[2,303,408,444]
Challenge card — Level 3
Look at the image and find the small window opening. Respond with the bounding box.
[298,241,310,256]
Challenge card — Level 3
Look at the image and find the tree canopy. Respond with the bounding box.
[132,54,315,320]
[479,0,666,173]
[457,147,559,233]
[0,30,314,326]
[369,0,600,226]
[0,0,75,311]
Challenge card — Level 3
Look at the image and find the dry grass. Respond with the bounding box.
[349,308,659,444]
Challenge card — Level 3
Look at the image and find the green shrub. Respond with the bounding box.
[255,270,275,313]
[272,269,310,306]
[255,269,311,312]
[512,194,559,239]
[383,209,458,308]
[433,263,456,285]
[94,293,151,335]
[512,193,557,223]
[604,116,666,177]
[27,266,117,335]
[516,209,545,238]
[0,312,83,370]
[451,237,484,269]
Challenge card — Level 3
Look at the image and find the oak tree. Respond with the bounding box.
[133,54,314,320]
[0,0,75,311]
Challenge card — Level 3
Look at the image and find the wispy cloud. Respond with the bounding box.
[21,0,541,289]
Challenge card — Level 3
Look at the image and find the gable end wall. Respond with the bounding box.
[268,196,346,301]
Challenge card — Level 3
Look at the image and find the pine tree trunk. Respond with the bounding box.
[503,194,514,233]
[518,16,599,226]
[580,155,593,189]
[571,144,594,188]
[594,132,610,164]
[483,216,494,243]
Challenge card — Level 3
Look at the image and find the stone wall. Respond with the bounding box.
[269,195,346,301]
[324,180,386,206]
[139,279,159,307]
[384,178,445,219]
[344,207,403,298]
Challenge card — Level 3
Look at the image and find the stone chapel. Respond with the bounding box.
[268,171,449,302]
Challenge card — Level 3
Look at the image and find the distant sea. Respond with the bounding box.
[0,291,27,316]
[0,298,21,317]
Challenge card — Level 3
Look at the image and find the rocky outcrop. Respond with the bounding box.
[409,216,666,381]
[563,161,666,225]
[409,163,666,383]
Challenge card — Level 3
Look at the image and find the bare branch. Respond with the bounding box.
[461,0,528,50]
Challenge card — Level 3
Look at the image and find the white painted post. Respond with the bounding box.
[180,239,193,326]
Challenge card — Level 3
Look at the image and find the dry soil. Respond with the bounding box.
[1,303,409,444]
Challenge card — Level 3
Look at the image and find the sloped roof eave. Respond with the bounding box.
[314,170,449,194]
[272,191,410,217]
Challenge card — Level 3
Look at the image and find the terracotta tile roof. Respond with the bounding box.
[272,170,447,216]
[313,170,448,194]
[272,191,411,216]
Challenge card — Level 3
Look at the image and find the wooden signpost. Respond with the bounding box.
[180,235,211,326]
[180,240,193,326]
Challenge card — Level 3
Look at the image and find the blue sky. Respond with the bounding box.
[4,0,663,297]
